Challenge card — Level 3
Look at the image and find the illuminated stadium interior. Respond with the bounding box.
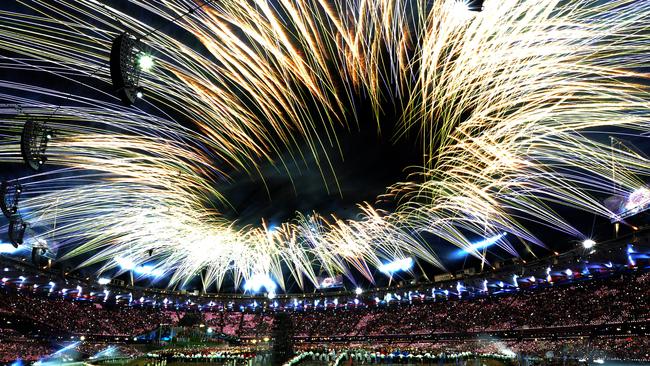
[0,0,650,365]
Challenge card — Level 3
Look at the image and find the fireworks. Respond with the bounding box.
[0,0,649,291]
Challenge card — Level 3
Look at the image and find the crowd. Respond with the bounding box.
[0,339,53,363]
[290,272,650,337]
[0,271,648,363]
[0,289,169,336]
[202,311,274,337]
[295,337,650,362]
[2,272,648,339]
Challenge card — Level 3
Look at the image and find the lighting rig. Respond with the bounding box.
[110,32,152,106]
[1,181,27,248]
[0,181,22,218]
[8,215,27,249]
[20,118,54,171]
[109,1,223,107]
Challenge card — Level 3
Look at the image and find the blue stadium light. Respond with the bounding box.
[379,257,414,275]
[134,265,163,277]
[116,257,163,277]
[115,256,136,270]
[466,232,507,252]
[90,346,118,360]
[52,341,79,356]
[453,232,507,259]
[0,243,24,254]
[243,273,277,293]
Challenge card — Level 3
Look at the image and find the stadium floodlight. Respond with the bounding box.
[138,54,154,71]
[115,256,136,270]
[243,273,277,293]
[466,232,507,252]
[134,265,164,277]
[97,277,111,285]
[20,119,53,171]
[0,244,21,254]
[582,239,596,249]
[0,181,22,219]
[110,32,150,106]
[378,257,414,275]
[355,287,363,295]
[8,215,27,248]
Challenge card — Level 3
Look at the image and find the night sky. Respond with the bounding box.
[0,0,648,292]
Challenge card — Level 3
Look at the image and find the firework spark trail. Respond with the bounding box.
[391,0,650,259]
[0,0,648,291]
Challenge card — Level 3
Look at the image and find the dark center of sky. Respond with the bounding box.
[217,116,422,228]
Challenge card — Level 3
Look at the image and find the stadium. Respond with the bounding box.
[0,0,649,365]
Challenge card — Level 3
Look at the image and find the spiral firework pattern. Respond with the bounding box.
[0,0,648,291]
